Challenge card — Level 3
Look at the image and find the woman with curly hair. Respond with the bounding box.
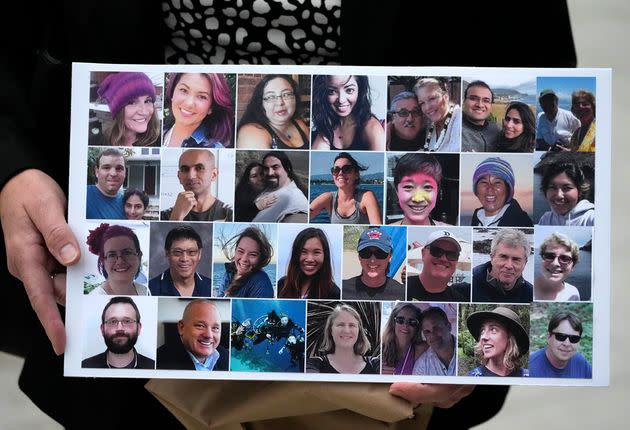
[311,75,384,151]
[381,303,426,375]
[85,223,147,295]
[219,226,274,298]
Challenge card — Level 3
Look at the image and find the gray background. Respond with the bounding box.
[1,1,627,428]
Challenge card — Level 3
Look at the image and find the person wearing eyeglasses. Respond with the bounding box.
[465,306,529,377]
[534,233,581,301]
[157,299,228,371]
[163,73,234,148]
[311,75,385,151]
[389,153,451,226]
[529,310,592,378]
[309,152,382,225]
[472,228,533,303]
[85,223,148,296]
[407,230,470,302]
[471,156,534,227]
[236,74,310,150]
[149,226,212,297]
[386,91,427,151]
[82,296,154,369]
[413,306,457,376]
[343,227,404,300]
[161,148,233,222]
[381,303,427,375]
[461,80,501,153]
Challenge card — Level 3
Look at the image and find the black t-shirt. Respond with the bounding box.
[407,275,470,302]
[342,275,404,300]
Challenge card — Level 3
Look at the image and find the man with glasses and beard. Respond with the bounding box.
[82,296,155,369]
[529,310,592,378]
[407,230,470,302]
[343,227,404,300]
[387,91,426,151]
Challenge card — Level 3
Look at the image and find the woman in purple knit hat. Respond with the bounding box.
[95,71,161,147]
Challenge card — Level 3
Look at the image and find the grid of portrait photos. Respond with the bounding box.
[65,64,610,386]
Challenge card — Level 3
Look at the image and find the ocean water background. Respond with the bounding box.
[230,299,306,373]
[212,263,277,297]
[309,183,384,223]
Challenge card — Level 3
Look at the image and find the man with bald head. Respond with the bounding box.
[161,149,233,221]
[157,299,228,370]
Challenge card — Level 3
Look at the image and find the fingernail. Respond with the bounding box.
[59,244,78,264]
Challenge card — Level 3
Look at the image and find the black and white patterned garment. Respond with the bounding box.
[163,0,341,65]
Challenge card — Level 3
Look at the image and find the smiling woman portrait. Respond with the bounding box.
[85,223,148,296]
[92,71,161,147]
[218,226,274,298]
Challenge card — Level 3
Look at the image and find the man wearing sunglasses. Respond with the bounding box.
[387,91,427,151]
[343,227,404,300]
[529,310,592,378]
[407,230,471,302]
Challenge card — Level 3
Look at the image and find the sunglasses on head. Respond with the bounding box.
[541,252,574,265]
[551,332,581,343]
[394,316,420,328]
[358,248,389,260]
[427,244,459,261]
[331,165,354,175]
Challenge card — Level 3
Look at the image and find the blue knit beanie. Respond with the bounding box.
[472,157,515,202]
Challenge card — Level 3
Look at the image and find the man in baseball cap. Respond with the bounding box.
[343,227,404,300]
[535,88,580,151]
[407,230,470,302]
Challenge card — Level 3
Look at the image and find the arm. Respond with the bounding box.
[363,117,385,151]
[389,383,475,409]
[311,133,331,150]
[360,190,382,224]
[0,170,81,355]
[236,124,273,149]
[309,191,332,219]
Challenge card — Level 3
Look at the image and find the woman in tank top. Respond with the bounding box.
[309,152,382,224]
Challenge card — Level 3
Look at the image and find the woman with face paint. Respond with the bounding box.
[388,153,450,225]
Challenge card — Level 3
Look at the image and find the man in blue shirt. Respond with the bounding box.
[86,148,126,219]
[157,299,228,371]
[149,225,212,297]
[529,310,592,378]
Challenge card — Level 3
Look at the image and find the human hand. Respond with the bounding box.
[0,169,81,355]
[170,191,197,220]
[389,382,475,409]
[255,194,277,210]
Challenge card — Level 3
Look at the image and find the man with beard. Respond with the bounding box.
[161,149,233,221]
[252,151,309,223]
[461,80,501,152]
[82,296,155,369]
[387,91,426,151]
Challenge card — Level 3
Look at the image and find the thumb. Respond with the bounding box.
[25,172,81,266]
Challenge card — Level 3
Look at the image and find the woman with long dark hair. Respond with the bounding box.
[493,101,536,152]
[163,72,234,148]
[278,228,340,299]
[311,75,384,151]
[234,162,277,222]
[219,226,274,298]
[236,74,310,149]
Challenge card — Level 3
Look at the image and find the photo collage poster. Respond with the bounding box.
[65,63,611,386]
